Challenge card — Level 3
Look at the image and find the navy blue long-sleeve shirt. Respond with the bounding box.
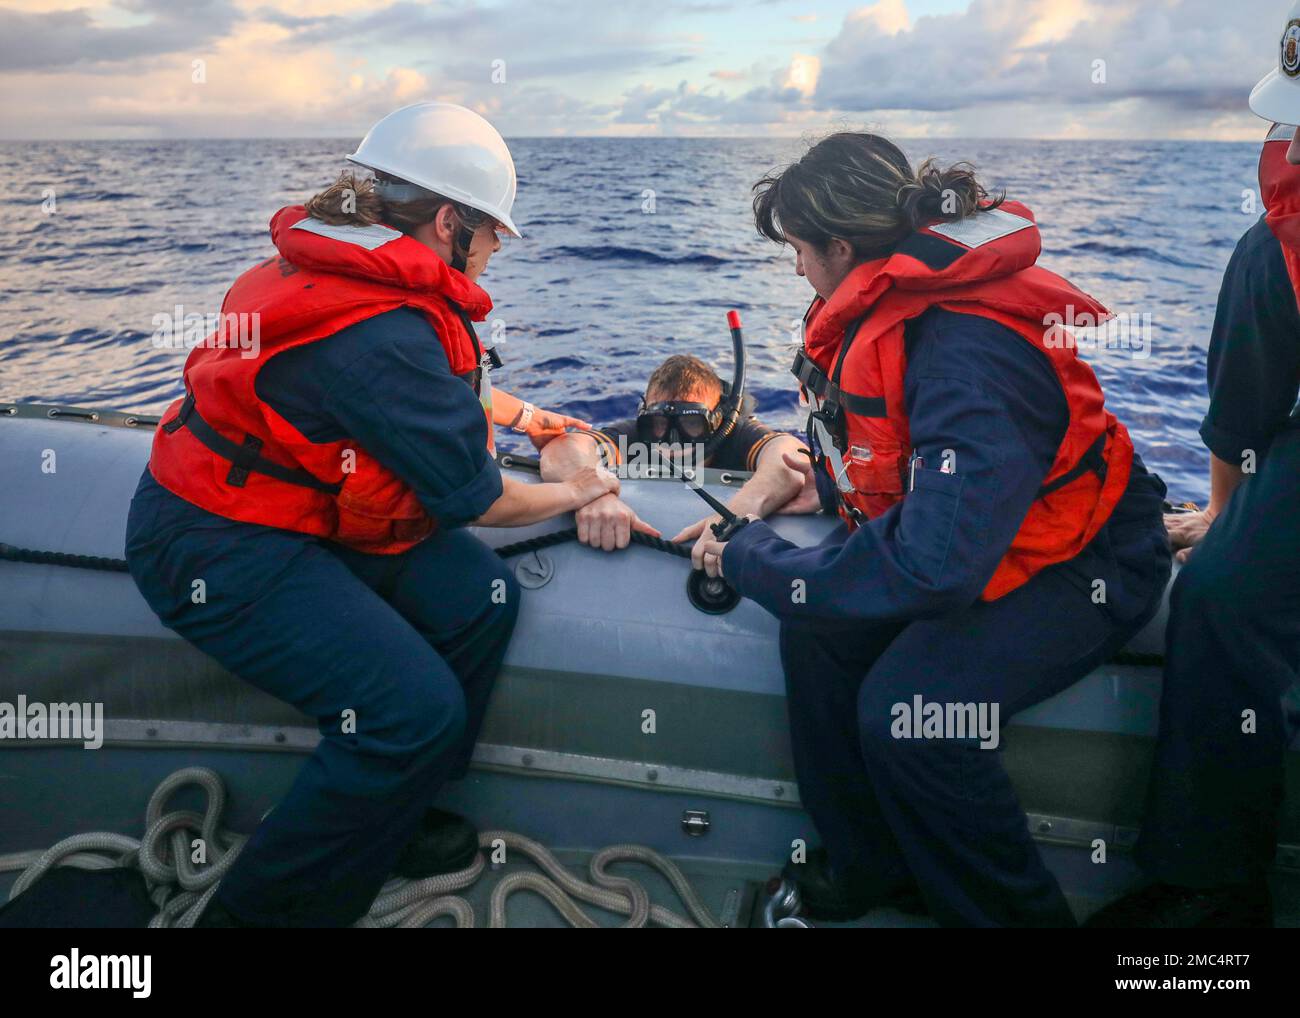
[133,306,502,556]
[722,307,1168,624]
[1199,216,1300,464]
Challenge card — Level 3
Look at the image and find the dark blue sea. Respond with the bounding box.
[0,137,1269,503]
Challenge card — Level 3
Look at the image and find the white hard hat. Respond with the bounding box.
[347,102,521,237]
[1251,3,1300,125]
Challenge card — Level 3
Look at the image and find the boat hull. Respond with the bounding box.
[2,404,1297,924]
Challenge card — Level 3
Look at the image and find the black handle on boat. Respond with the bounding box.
[668,458,750,542]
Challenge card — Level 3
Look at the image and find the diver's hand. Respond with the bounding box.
[1165,507,1216,564]
[527,408,591,450]
[565,465,619,510]
[774,451,822,514]
[576,493,661,552]
[698,514,758,578]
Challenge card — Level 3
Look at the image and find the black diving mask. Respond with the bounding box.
[636,400,722,443]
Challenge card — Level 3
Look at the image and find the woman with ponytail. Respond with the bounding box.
[697,132,1171,927]
[124,103,616,927]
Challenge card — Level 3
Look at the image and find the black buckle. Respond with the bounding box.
[226,434,264,488]
[810,401,844,445]
[791,348,829,397]
[484,346,504,370]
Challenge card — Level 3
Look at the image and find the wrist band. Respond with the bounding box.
[512,402,536,433]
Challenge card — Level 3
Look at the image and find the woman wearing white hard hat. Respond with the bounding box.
[122,102,617,926]
[1088,6,1300,929]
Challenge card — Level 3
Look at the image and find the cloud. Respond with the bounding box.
[815,0,1279,118]
[0,0,241,72]
[0,0,1288,139]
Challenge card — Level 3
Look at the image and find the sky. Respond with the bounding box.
[0,0,1291,140]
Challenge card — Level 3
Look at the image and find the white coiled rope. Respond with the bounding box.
[0,767,721,929]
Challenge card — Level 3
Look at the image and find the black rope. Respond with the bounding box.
[0,527,692,577]
[492,528,692,560]
[0,542,130,573]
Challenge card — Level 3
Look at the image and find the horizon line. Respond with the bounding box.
[0,134,1263,145]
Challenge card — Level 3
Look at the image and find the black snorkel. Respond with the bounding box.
[700,309,747,462]
[668,309,752,614]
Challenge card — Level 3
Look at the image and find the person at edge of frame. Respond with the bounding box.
[1086,1,1300,930]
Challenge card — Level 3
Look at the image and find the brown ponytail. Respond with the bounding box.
[895,158,994,232]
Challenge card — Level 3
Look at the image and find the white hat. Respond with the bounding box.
[348,102,521,238]
[1251,2,1300,126]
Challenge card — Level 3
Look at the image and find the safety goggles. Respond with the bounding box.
[635,401,721,442]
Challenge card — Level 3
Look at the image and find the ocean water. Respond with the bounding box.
[0,137,1270,504]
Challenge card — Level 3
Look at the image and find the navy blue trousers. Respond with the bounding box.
[125,477,518,927]
[1137,423,1300,887]
[780,557,1167,928]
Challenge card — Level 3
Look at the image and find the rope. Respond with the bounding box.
[0,542,130,573]
[0,767,722,929]
[492,527,691,560]
[0,528,691,575]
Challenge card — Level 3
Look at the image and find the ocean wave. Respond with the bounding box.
[1064,241,1212,270]
[551,245,730,267]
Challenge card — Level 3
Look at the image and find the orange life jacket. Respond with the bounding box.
[1261,122,1300,302]
[149,205,496,554]
[792,201,1134,600]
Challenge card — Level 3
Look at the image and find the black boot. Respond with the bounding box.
[1084,881,1274,928]
[783,847,927,922]
[392,807,479,879]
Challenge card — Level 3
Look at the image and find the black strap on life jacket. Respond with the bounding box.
[1036,432,1108,499]
[791,315,886,428]
[792,314,879,475]
[160,393,343,493]
[792,314,875,523]
[447,302,502,395]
